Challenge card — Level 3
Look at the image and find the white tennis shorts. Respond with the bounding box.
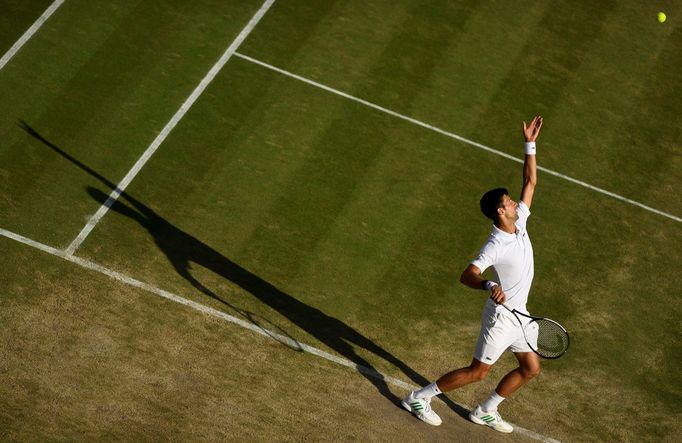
[473,306,536,364]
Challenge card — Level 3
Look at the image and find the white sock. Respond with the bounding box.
[413,382,442,400]
[481,391,506,412]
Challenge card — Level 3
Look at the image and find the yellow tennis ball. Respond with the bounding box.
[657,12,666,23]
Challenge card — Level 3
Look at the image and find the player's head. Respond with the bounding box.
[480,188,518,223]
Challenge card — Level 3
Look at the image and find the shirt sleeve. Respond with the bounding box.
[470,241,497,273]
[516,201,531,229]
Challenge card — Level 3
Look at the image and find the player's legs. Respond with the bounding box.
[468,319,539,433]
[435,358,492,391]
[401,358,490,426]
[495,351,541,397]
[468,353,538,434]
[403,308,510,426]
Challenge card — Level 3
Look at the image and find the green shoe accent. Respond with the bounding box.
[410,402,423,411]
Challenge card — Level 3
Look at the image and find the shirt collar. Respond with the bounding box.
[492,223,517,239]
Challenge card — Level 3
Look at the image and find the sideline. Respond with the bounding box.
[64,0,278,256]
[0,0,65,71]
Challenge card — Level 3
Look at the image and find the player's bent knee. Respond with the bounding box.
[471,366,491,382]
[470,358,493,382]
[474,371,488,382]
[522,365,540,379]
[516,353,541,379]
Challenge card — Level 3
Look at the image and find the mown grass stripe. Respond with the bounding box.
[233,52,681,224]
[64,0,277,256]
[0,0,64,71]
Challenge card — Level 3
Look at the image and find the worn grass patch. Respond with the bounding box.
[1,237,533,443]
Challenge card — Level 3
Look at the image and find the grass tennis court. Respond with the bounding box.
[1,1,680,441]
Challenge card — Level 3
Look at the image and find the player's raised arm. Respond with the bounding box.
[520,115,542,208]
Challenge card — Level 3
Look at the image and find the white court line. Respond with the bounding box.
[0,226,560,443]
[0,0,65,71]
[233,52,682,224]
[64,0,277,256]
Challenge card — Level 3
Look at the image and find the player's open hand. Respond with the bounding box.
[523,115,543,142]
[490,285,506,304]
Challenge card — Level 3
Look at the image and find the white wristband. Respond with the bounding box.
[524,142,536,155]
[485,281,498,291]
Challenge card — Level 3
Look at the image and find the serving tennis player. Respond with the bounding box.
[402,115,544,433]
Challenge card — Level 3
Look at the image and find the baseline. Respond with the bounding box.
[233,52,681,224]
[0,225,560,443]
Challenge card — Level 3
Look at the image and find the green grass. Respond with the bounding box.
[0,1,53,55]
[0,0,262,245]
[1,1,681,442]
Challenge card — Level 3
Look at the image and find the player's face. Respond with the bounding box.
[500,194,518,220]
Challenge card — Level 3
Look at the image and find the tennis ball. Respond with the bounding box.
[657,12,666,23]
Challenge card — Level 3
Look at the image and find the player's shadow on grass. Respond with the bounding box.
[20,121,469,419]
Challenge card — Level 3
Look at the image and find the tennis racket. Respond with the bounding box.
[501,304,570,359]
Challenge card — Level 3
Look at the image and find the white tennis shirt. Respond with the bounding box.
[471,201,534,313]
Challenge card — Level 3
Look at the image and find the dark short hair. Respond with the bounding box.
[480,188,509,221]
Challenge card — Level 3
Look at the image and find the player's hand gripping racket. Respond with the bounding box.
[501,304,570,359]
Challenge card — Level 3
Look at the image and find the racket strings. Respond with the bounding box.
[534,318,569,358]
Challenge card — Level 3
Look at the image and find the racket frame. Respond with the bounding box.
[501,303,570,359]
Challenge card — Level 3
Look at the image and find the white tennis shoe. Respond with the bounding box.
[469,405,513,433]
[401,392,442,426]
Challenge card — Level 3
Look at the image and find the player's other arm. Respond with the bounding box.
[460,264,506,304]
[520,115,542,209]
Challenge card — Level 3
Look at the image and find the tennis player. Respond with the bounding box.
[402,116,544,433]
